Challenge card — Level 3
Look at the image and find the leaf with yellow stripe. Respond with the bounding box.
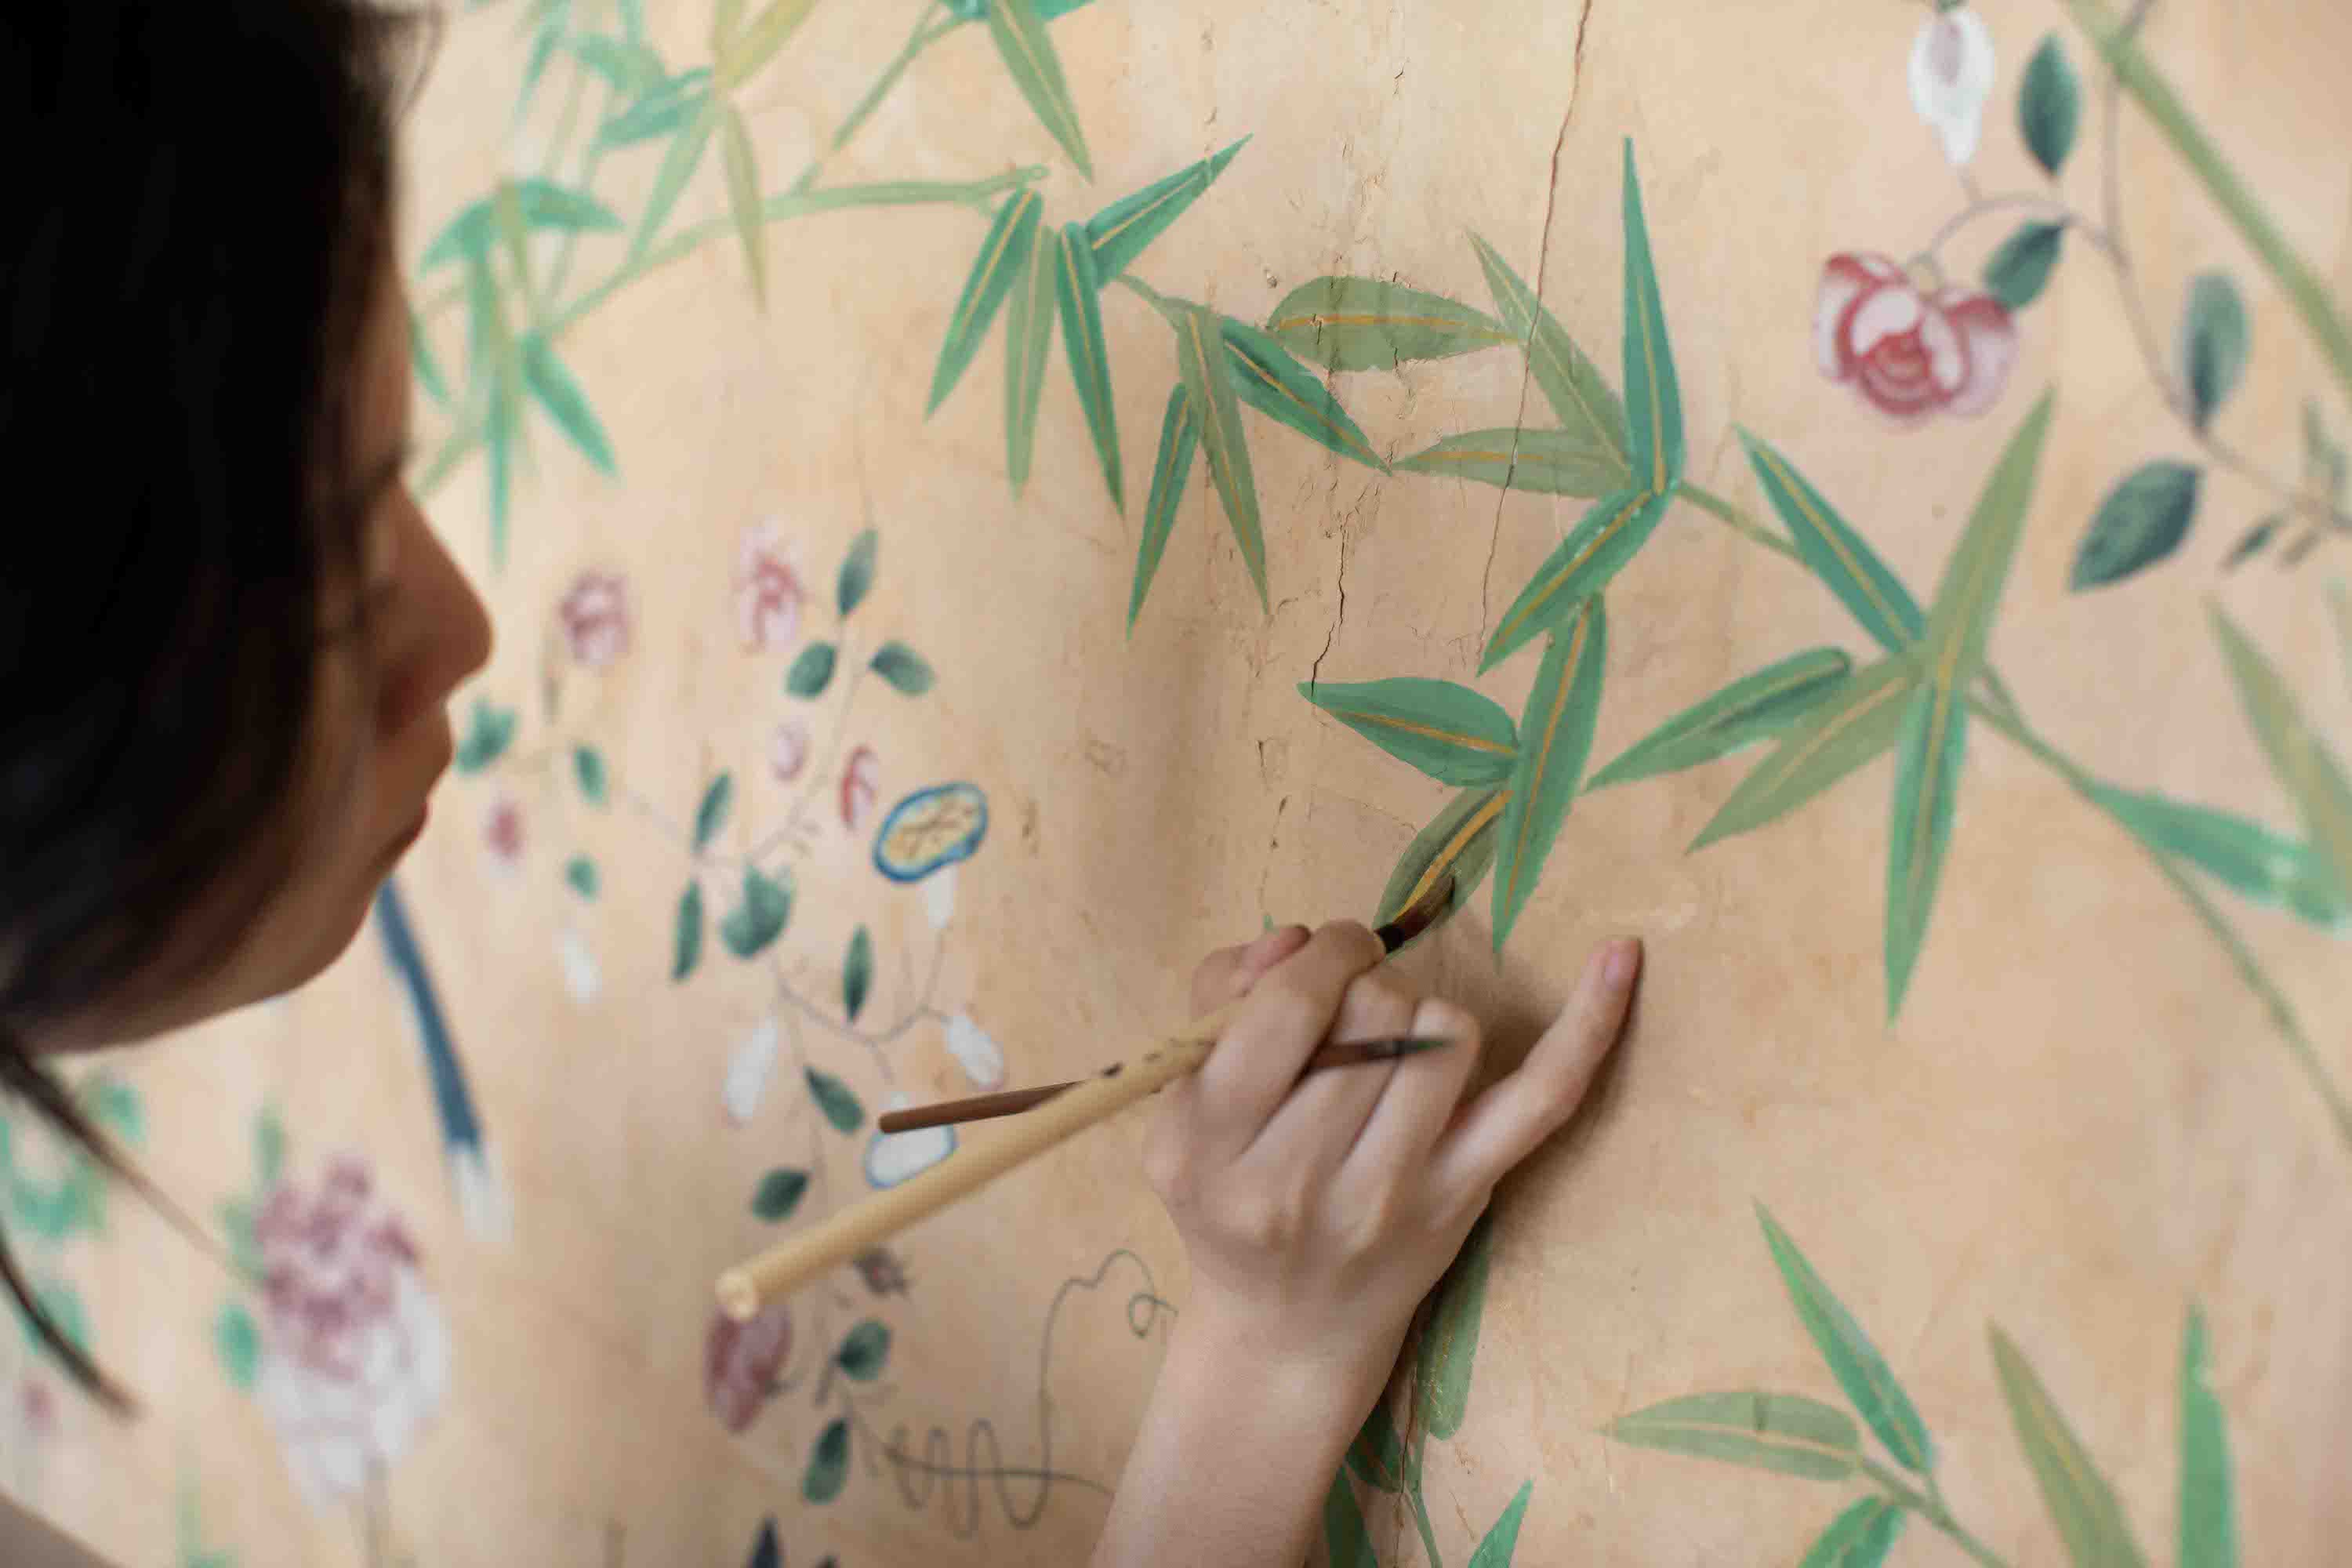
[1004,225,1060,494]
[1693,654,1918,850]
[1173,301,1267,607]
[1619,139,1683,492]
[1300,678,1518,786]
[714,0,818,93]
[1482,488,1668,672]
[1399,426,1623,499]
[1885,677,1967,1015]
[2210,604,2352,905]
[1757,1205,1935,1475]
[1990,1327,2149,1568]
[1468,233,1630,489]
[719,103,766,307]
[1265,276,1512,372]
[1375,786,1507,944]
[1919,390,2056,696]
[927,190,1041,416]
[985,0,1091,179]
[1084,136,1247,283]
[1740,428,1923,653]
[627,96,718,263]
[1130,383,1196,630]
[1604,1392,1860,1482]
[1221,318,1386,472]
[1588,648,1852,790]
[1052,220,1121,509]
[1494,599,1607,949]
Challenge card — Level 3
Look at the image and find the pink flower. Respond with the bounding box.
[483,795,524,869]
[840,746,879,831]
[704,1301,792,1434]
[559,571,630,670]
[735,524,806,652]
[252,1156,450,1507]
[770,720,811,785]
[1816,253,2017,424]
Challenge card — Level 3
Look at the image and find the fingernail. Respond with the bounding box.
[1600,938,1640,990]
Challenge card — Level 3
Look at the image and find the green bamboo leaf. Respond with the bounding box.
[419,204,495,272]
[85,1076,145,1149]
[1265,276,1512,371]
[928,189,1041,415]
[213,1302,260,1391]
[1220,318,1386,471]
[512,176,626,234]
[566,34,663,97]
[453,699,519,772]
[2020,35,2083,177]
[2330,578,2352,694]
[672,882,705,980]
[1468,233,1631,486]
[1130,383,1196,630]
[1084,136,1247,282]
[837,528,878,616]
[786,641,837,698]
[1989,1326,2149,1568]
[837,1319,891,1381]
[2073,462,2200,590]
[518,0,567,116]
[1619,140,1683,492]
[596,68,711,148]
[1588,648,1853,790]
[695,772,735,850]
[616,0,644,41]
[1004,225,1058,493]
[2180,274,2249,431]
[1481,488,1668,672]
[1986,222,2067,310]
[720,103,767,307]
[1174,302,1267,607]
[485,378,516,568]
[1321,1471,1376,1568]
[408,302,450,406]
[1374,785,1507,940]
[1494,600,1606,949]
[2211,604,2352,901]
[985,0,1091,178]
[1924,390,2057,684]
[1416,1208,1496,1439]
[1798,1497,1907,1568]
[1398,426,1623,499]
[806,1068,864,1132]
[1755,1205,1936,1474]
[843,926,873,1021]
[751,1167,808,1221]
[869,641,935,695]
[801,1417,851,1502]
[1739,429,1925,652]
[1886,677,1968,1015]
[713,0,746,49]
[564,855,600,899]
[492,181,535,328]
[1300,677,1519,786]
[1692,654,1919,850]
[1344,1402,1403,1493]
[1605,1392,1859,1481]
[1467,1481,1534,1568]
[715,0,820,92]
[573,745,608,805]
[219,1197,261,1279]
[2085,783,2347,930]
[2305,401,2347,503]
[719,867,793,956]
[2178,1308,2237,1568]
[1052,221,1123,508]
[628,96,718,261]
[520,333,618,475]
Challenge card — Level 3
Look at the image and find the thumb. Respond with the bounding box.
[1188,923,1311,1018]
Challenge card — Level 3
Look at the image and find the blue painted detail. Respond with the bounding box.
[870,782,989,883]
[373,877,482,1153]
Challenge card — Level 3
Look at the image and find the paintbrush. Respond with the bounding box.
[713,873,1457,1322]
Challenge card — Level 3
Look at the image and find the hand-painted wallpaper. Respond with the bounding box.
[8,0,2350,1562]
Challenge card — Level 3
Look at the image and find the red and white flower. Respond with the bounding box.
[769,720,811,785]
[1815,253,2017,423]
[482,794,525,870]
[735,523,806,653]
[558,571,630,670]
[840,746,880,832]
[1909,5,1997,166]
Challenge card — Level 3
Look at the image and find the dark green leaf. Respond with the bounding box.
[1416,1208,1496,1439]
[694,773,735,850]
[564,855,601,899]
[1174,302,1267,607]
[1739,429,1925,652]
[843,926,873,1021]
[837,528,878,616]
[2020,35,2083,176]
[573,745,608,805]
[2087,783,2347,930]
[1265,276,1512,372]
[1004,225,1058,493]
[1468,233,1631,488]
[1053,221,1123,509]
[1219,318,1386,470]
[2178,1308,2237,1568]
[869,642,935,695]
[984,0,1091,178]
[1589,648,1853,790]
[751,1167,808,1221]
[1886,677,1967,1015]
[454,699,520,772]
[521,333,618,474]
[746,1520,780,1568]
[1604,1392,1859,1481]
[1989,1326,2149,1568]
[715,0,820,92]
[719,868,793,957]
[1494,599,1606,949]
[1321,1471,1376,1568]
[1084,136,1247,283]
[1798,1497,1907,1568]
[807,1068,865,1133]
[1398,426,1623,499]
[1755,1204,1935,1473]
[1985,222,2067,310]
[928,189,1041,415]
[672,883,705,980]
[213,1303,260,1391]
[1129,383,1196,630]
[24,1279,88,1354]
[836,1319,890,1381]
[597,69,711,148]
[1620,140,1684,492]
[1481,488,1667,672]
[1692,655,1919,850]
[2222,515,2281,571]
[627,96,718,260]
[1344,1401,1403,1492]
[2180,274,2249,432]
[801,1417,851,1503]
[2073,461,2201,589]
[1467,1481,1534,1568]
[85,1078,145,1149]
[787,642,837,698]
[1374,786,1507,939]
[1299,677,1519,786]
[720,103,767,307]
[2211,605,2352,902]
[1924,390,2056,683]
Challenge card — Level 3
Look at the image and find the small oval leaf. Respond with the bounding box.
[2180,274,2249,433]
[835,1319,891,1381]
[2020,35,2082,176]
[1985,222,2067,310]
[807,1068,865,1133]
[1300,677,1519,786]
[573,745,608,806]
[719,868,793,957]
[2074,462,2201,589]
[837,528,878,616]
[694,773,735,850]
[801,1416,851,1503]
[1605,1392,1860,1482]
[843,926,873,1022]
[750,1167,808,1221]
[869,642,935,695]
[672,882,705,981]
[564,855,600,900]
[787,642,838,698]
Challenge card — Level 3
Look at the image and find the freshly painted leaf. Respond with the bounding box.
[1416,1207,1496,1440]
[837,528,878,616]
[1923,391,2057,683]
[1466,1481,1534,1568]
[596,69,710,148]
[1756,1205,1935,1473]
[1085,136,1247,283]
[564,855,600,899]
[1589,648,1853,790]
[720,103,767,306]
[1740,429,1925,652]
[573,745,608,805]
[787,641,837,698]
[1004,227,1058,492]
[1374,786,1508,938]
[453,699,519,772]
[2074,463,2201,590]
[869,641,935,695]
[1344,1401,1403,1493]
[1990,1326,2149,1568]
[213,1303,260,1390]
[807,1068,865,1133]
[843,926,873,1021]
[1129,383,1196,629]
[750,1167,808,1221]
[1481,488,1668,672]
[627,97,718,260]
[1692,655,1919,849]
[520,333,617,474]
[1300,677,1518,786]
[408,302,450,406]
[1986,222,2067,310]
[2221,515,2281,571]
[672,883,705,980]
[1605,1392,1860,1481]
[1468,232,1630,486]
[1494,601,1606,948]
[1265,276,1512,371]
[715,0,820,92]
[2211,604,2352,902]
[1052,222,1123,508]
[927,189,1041,415]
[2178,1308,2238,1568]
[2020,35,2083,176]
[2087,783,2347,929]
[2180,274,2249,431]
[1321,1471,1376,1568]
[1221,317,1386,471]
[694,773,735,850]
[719,868,793,957]
[1798,1497,1907,1568]
[801,1417,851,1503]
[1618,140,1684,492]
[1174,303,1267,607]
[985,0,1092,178]
[836,1319,890,1381]
[1399,426,1623,499]
[1885,677,1968,1015]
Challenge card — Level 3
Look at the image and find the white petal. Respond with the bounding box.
[450,1142,513,1246]
[864,1096,956,1188]
[945,1013,1006,1090]
[1908,9,1997,166]
[922,865,957,930]
[1847,286,1924,356]
[723,1018,782,1126]
[557,927,601,1004]
[1920,306,1965,393]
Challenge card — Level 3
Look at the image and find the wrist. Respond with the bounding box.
[1168,1296,1401,1441]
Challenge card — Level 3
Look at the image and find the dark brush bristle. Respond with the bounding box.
[1374,872,1457,953]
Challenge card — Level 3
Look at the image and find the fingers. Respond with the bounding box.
[1244,966,1422,1178]
[1188,924,1312,1018]
[1339,996,1483,1185]
[1195,920,1385,1147]
[1434,937,1640,1200]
